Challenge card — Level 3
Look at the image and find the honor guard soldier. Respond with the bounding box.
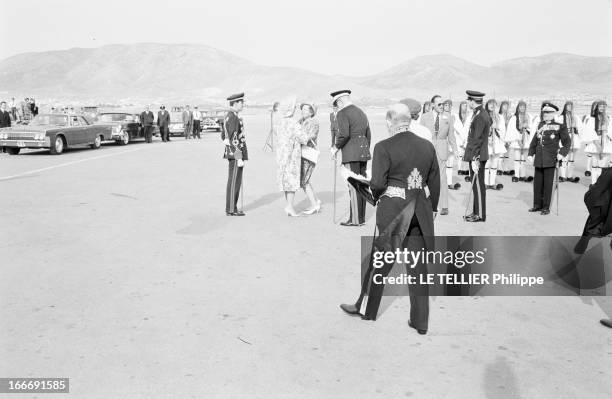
[463,90,491,222]
[527,102,571,215]
[222,93,248,216]
[330,89,372,226]
[340,101,440,334]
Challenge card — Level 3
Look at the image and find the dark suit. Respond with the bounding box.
[0,110,11,128]
[140,111,155,143]
[335,104,372,224]
[528,120,571,210]
[357,129,440,328]
[463,105,491,219]
[157,110,170,142]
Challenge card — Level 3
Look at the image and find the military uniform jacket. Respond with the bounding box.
[222,110,248,161]
[335,104,371,163]
[463,106,491,162]
[370,130,440,253]
[528,120,570,168]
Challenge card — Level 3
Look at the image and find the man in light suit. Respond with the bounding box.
[419,95,458,215]
[182,105,193,139]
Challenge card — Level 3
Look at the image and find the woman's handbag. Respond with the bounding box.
[301,140,320,164]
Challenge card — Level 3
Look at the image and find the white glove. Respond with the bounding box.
[237,159,245,167]
[556,154,565,162]
[331,146,338,157]
[223,138,230,146]
[527,156,534,164]
[470,161,480,172]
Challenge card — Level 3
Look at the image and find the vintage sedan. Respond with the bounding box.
[201,109,225,132]
[0,113,110,155]
[94,112,146,145]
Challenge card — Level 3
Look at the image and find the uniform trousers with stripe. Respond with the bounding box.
[469,161,487,219]
[533,166,555,210]
[225,160,243,213]
[344,161,367,224]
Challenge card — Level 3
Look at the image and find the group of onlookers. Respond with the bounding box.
[1,97,38,124]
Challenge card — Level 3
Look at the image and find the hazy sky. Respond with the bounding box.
[2,0,611,76]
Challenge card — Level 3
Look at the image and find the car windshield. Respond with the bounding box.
[29,114,69,126]
[98,113,136,122]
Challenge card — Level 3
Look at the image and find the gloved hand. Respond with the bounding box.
[556,153,565,162]
[223,138,230,146]
[527,156,534,164]
[470,161,480,172]
[237,159,245,167]
[331,146,338,157]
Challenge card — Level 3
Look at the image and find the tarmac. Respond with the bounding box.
[1,111,610,398]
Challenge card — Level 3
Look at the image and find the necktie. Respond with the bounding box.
[434,113,440,138]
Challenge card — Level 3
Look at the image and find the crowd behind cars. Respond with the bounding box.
[0,98,226,155]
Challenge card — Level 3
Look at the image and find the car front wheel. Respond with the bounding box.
[118,132,129,146]
[49,136,64,155]
[91,135,102,149]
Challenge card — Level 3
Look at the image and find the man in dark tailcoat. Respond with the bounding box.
[340,101,440,335]
[330,89,372,226]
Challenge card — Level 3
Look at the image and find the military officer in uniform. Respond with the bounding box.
[463,90,491,222]
[339,101,440,334]
[330,90,372,226]
[222,93,248,216]
[527,102,571,215]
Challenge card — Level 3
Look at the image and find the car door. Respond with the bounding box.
[80,116,101,144]
[66,115,84,145]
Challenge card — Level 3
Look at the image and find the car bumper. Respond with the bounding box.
[1,139,49,149]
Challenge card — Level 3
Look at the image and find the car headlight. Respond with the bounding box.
[0,133,6,139]
[35,133,45,140]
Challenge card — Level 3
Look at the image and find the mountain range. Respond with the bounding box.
[0,43,610,104]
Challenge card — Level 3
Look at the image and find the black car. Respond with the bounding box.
[94,112,159,145]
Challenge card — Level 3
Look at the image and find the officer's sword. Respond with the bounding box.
[555,160,561,216]
[333,154,337,223]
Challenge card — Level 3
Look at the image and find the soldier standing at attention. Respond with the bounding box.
[222,93,248,216]
[527,102,571,215]
[463,90,491,223]
[330,89,372,227]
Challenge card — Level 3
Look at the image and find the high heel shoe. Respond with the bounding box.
[302,200,322,215]
[284,207,300,217]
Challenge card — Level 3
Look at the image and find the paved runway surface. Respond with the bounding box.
[1,112,611,398]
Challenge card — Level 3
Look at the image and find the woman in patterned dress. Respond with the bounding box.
[298,103,322,215]
[275,97,309,216]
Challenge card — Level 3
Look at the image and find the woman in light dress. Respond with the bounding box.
[274,97,320,216]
